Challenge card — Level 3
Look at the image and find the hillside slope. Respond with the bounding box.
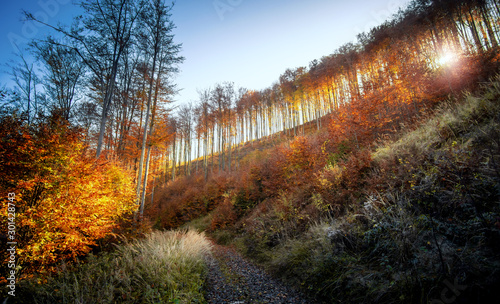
[220,76,500,303]
[155,74,500,304]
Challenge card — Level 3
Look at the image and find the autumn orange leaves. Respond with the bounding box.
[0,113,135,277]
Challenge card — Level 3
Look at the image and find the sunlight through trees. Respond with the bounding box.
[1,0,499,280]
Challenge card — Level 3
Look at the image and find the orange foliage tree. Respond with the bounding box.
[0,112,135,276]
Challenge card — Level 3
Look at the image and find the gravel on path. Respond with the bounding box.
[204,243,318,304]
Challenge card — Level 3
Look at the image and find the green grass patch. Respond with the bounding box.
[180,214,212,233]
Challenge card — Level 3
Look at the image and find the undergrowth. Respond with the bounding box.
[142,75,500,303]
[10,229,212,304]
[230,76,500,303]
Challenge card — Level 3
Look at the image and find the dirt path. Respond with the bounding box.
[204,243,316,304]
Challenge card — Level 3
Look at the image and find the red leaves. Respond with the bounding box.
[210,196,237,231]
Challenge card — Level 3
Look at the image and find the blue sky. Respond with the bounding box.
[0,0,411,106]
[0,1,77,73]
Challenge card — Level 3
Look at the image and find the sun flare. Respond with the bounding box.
[438,51,457,66]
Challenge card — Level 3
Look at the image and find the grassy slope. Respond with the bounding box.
[12,230,212,304]
[206,77,500,303]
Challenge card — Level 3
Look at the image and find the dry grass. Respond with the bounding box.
[16,229,212,304]
[374,75,500,162]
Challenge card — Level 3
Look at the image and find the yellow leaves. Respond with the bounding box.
[287,136,314,170]
[0,114,135,275]
[316,163,344,190]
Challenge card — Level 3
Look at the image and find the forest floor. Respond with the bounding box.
[204,243,317,304]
